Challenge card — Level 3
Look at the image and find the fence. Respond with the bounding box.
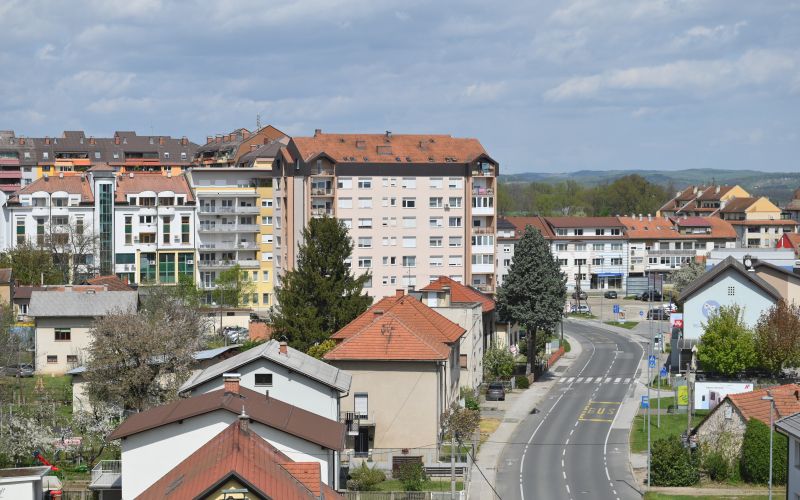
[344,492,465,500]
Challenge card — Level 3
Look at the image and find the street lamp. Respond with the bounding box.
[762,394,775,500]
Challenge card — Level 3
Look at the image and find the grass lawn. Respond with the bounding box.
[376,480,463,491]
[0,375,73,420]
[645,494,769,499]
[605,321,639,329]
[569,312,598,319]
[560,338,571,352]
[630,412,705,453]
[479,418,501,448]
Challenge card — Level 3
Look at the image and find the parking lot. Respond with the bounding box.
[567,293,674,324]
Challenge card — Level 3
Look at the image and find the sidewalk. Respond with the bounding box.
[468,334,584,499]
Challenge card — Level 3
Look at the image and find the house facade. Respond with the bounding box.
[776,410,800,500]
[658,185,750,218]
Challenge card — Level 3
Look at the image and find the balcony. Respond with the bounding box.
[341,410,376,436]
[472,227,494,235]
[471,244,495,255]
[471,168,495,177]
[474,284,495,294]
[648,249,697,256]
[199,242,258,251]
[471,263,494,274]
[198,206,260,214]
[472,187,494,196]
[311,187,334,196]
[311,208,333,217]
[198,259,260,269]
[198,224,259,233]
[89,460,121,490]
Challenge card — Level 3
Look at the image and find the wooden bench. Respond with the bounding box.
[425,466,466,477]
[392,456,423,476]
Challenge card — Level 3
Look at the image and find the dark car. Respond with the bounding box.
[4,364,34,377]
[647,308,670,321]
[640,290,662,301]
[485,382,506,401]
[604,290,618,299]
[571,290,588,300]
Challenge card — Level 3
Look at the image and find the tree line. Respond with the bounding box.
[498,174,674,217]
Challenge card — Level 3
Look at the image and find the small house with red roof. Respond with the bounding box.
[324,289,465,470]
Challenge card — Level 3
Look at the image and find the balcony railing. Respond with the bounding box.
[312,208,333,217]
[199,242,258,250]
[198,206,260,214]
[90,460,121,489]
[198,259,260,269]
[472,187,494,196]
[311,187,334,196]
[472,227,494,235]
[648,249,697,256]
[198,224,259,233]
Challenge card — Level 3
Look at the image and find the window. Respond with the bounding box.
[402,256,416,267]
[357,177,372,189]
[338,198,352,209]
[503,259,511,266]
[574,258,587,266]
[593,243,605,251]
[55,328,71,341]
[357,237,372,248]
[383,256,397,266]
[430,236,443,248]
[358,257,372,268]
[262,252,274,261]
[448,197,462,208]
[401,178,416,189]
[595,229,606,236]
[337,177,352,189]
[448,255,463,267]
[592,258,603,266]
[255,373,273,386]
[402,217,416,228]
[430,178,443,189]
[555,228,568,236]
[555,243,567,252]
[67,355,78,364]
[471,235,494,246]
[727,286,735,296]
[261,234,274,244]
[354,393,368,418]
[36,218,45,245]
[611,257,623,266]
[139,215,154,224]
[574,229,584,236]
[261,199,274,207]
[429,197,443,208]
[402,197,416,208]
[610,228,621,235]
[341,218,352,229]
[471,254,492,265]
[47,355,57,364]
[575,244,586,251]
[402,236,416,248]
[139,233,156,244]
[358,197,373,209]
[159,253,176,284]
[358,218,372,228]
[448,178,463,189]
[261,216,273,226]
[162,217,171,244]
[558,258,568,266]
[611,243,623,251]
[124,216,133,243]
[449,236,462,248]
[430,255,443,267]
[75,217,84,235]
[430,217,443,228]
[448,217,462,228]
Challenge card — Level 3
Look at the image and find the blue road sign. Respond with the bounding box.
[660,367,667,378]
[648,355,656,368]
[613,304,620,314]
[641,395,649,409]
[639,310,644,317]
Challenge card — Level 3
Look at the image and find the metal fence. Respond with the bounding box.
[344,492,465,500]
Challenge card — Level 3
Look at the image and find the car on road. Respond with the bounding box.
[640,290,662,301]
[647,308,670,320]
[661,302,677,313]
[570,304,592,315]
[485,381,506,401]
[571,290,588,300]
[603,290,618,299]
[3,364,34,377]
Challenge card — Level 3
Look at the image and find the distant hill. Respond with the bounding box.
[500,169,800,205]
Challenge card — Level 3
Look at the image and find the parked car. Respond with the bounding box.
[661,302,678,313]
[571,290,588,300]
[4,364,34,377]
[647,308,670,320]
[222,326,248,343]
[604,290,618,299]
[486,381,506,401]
[570,304,592,315]
[640,290,662,301]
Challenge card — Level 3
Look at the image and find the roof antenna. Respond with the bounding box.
[256,113,261,131]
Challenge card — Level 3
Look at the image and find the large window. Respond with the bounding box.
[159,253,176,284]
[99,183,113,275]
[54,328,71,341]
[178,253,194,278]
[124,216,133,245]
[181,216,190,243]
[140,252,156,283]
[162,217,171,244]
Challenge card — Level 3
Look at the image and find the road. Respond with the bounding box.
[495,320,645,500]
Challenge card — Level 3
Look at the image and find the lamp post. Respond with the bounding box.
[762,394,775,500]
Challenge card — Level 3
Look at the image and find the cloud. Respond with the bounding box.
[35,43,57,60]
[462,82,507,102]
[670,21,747,49]
[87,96,154,114]
[544,49,799,101]
[62,71,137,95]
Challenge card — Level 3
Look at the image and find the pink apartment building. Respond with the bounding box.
[272,131,498,299]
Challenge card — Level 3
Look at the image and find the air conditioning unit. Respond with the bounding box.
[174,236,180,242]
[187,259,194,265]
[134,237,140,243]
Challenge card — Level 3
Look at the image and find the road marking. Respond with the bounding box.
[605,377,612,383]
[562,448,566,456]
[566,377,575,383]
[576,377,584,383]
[623,377,631,383]
[562,471,566,479]
[591,401,622,405]
[561,459,565,467]
[566,484,570,494]
[614,377,621,383]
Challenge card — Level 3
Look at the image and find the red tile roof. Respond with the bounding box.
[421,276,495,313]
[728,384,800,424]
[85,275,134,291]
[619,216,736,240]
[115,172,194,202]
[545,216,624,229]
[10,174,94,203]
[719,197,760,213]
[138,420,340,499]
[502,216,555,239]
[727,219,797,226]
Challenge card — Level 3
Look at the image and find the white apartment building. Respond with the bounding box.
[495,216,554,288]
[273,131,498,299]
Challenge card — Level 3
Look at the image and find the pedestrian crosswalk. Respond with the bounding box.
[558,376,632,385]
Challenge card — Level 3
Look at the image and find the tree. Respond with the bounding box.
[271,217,372,352]
[697,305,757,376]
[0,302,20,370]
[212,264,255,307]
[496,225,566,374]
[0,414,54,466]
[741,418,787,485]
[483,344,515,380]
[671,260,705,295]
[306,339,336,359]
[441,401,480,444]
[650,435,699,486]
[754,300,800,376]
[42,217,100,284]
[0,241,61,285]
[65,402,121,465]
[85,288,206,411]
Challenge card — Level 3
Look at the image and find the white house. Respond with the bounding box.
[776,410,800,500]
[179,339,352,422]
[105,374,345,499]
[0,466,58,500]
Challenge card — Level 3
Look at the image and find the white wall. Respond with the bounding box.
[187,358,340,421]
[0,478,42,500]
[120,409,333,499]
[788,434,800,499]
[35,317,94,375]
[431,304,484,390]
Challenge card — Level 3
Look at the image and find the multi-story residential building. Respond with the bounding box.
[658,185,750,218]
[194,126,288,168]
[495,216,554,288]
[718,196,797,248]
[545,216,628,293]
[273,131,498,298]
[187,163,275,310]
[785,187,800,222]
[0,130,36,194]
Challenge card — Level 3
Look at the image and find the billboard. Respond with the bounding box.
[694,381,754,410]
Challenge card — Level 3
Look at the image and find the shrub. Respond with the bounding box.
[740,418,787,485]
[346,462,385,491]
[515,375,530,389]
[517,339,528,357]
[397,461,427,491]
[703,451,730,481]
[650,436,699,486]
[561,338,571,353]
[460,387,480,411]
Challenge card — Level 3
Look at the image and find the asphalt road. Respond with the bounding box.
[495,320,645,500]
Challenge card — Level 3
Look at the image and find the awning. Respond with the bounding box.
[597,272,623,277]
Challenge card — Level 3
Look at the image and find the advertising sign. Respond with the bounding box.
[677,384,689,407]
[694,381,754,410]
[670,313,683,330]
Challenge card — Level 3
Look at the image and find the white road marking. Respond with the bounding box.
[576,377,584,383]
[615,377,621,383]
[566,377,575,383]
[623,377,631,383]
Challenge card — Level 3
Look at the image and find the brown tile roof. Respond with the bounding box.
[619,216,737,240]
[728,384,800,424]
[249,321,273,341]
[674,216,712,228]
[115,172,194,202]
[85,275,134,291]
[696,185,738,201]
[291,133,490,164]
[10,174,93,203]
[138,420,339,500]
[108,387,344,451]
[781,233,800,254]
[727,219,797,226]
[545,216,623,229]
[719,197,759,213]
[502,216,555,239]
[421,276,495,313]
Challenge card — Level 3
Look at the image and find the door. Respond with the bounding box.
[354,426,371,457]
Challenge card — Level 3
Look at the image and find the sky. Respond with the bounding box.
[0,0,798,174]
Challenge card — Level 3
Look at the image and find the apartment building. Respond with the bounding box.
[273,130,498,298]
[785,188,800,222]
[495,216,553,287]
[0,130,36,194]
[545,217,628,293]
[194,126,288,168]
[658,185,750,218]
[717,196,797,248]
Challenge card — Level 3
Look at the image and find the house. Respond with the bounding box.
[103,374,344,498]
[0,466,59,500]
[84,275,134,291]
[777,232,800,258]
[717,196,796,249]
[136,418,341,499]
[193,126,288,168]
[785,187,800,223]
[694,384,800,461]
[496,216,554,288]
[657,185,750,218]
[179,339,352,422]
[324,289,465,470]
[29,287,138,375]
[12,286,45,322]
[420,276,496,389]
[775,409,800,499]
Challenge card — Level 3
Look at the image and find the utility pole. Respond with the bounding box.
[647,272,653,487]
[762,394,775,500]
[450,432,456,499]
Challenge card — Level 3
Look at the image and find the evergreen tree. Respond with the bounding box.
[271,217,372,351]
[496,225,566,374]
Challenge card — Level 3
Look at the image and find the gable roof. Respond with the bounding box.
[677,256,781,304]
[28,290,137,317]
[109,386,344,450]
[728,384,800,423]
[85,275,134,291]
[719,197,760,213]
[114,172,195,202]
[502,216,555,239]
[137,420,340,499]
[179,339,351,394]
[545,216,623,229]
[618,216,737,240]
[421,276,495,313]
[776,411,800,439]
[10,174,94,203]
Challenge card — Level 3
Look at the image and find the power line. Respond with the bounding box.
[466,447,503,500]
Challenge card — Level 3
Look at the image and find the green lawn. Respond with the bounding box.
[376,480,463,492]
[605,321,639,329]
[0,375,73,419]
[630,412,705,453]
[645,494,769,499]
[569,312,598,319]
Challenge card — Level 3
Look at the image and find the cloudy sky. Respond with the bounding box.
[1,0,798,174]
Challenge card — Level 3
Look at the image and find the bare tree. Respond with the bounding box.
[85,288,207,411]
[41,216,100,284]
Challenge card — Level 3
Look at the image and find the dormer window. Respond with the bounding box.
[164,152,170,159]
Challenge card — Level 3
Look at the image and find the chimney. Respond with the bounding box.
[242,130,250,139]
[314,128,322,137]
[396,289,405,298]
[166,171,172,178]
[279,341,288,356]
[59,172,64,178]
[215,135,222,143]
[647,214,652,222]
[89,136,95,145]
[385,130,392,139]
[207,136,213,144]
[159,137,165,145]
[45,136,51,145]
[181,136,188,146]
[223,373,241,394]
[238,406,249,432]
[440,285,451,307]
[251,144,259,151]
[114,136,120,145]
[19,137,25,145]
[43,174,49,181]
[639,214,643,221]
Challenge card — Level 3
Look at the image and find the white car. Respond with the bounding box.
[661,303,678,313]
[571,304,592,314]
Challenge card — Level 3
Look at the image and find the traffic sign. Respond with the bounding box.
[641,395,649,409]
[639,310,644,317]
[648,355,656,368]
[660,367,667,378]
[613,304,620,314]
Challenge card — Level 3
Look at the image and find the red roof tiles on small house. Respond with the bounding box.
[421,276,495,313]
[727,384,800,424]
[545,216,624,229]
[85,275,134,291]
